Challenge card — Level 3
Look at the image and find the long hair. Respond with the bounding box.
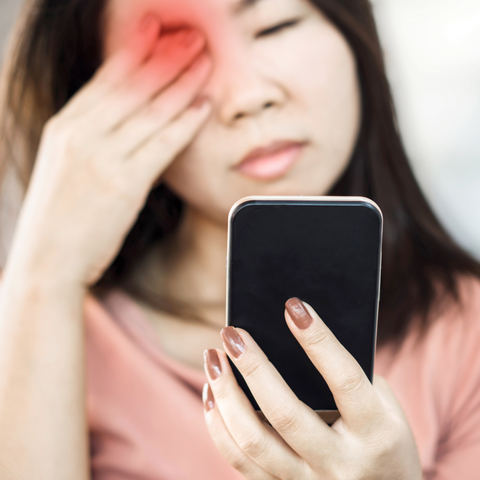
[1,0,479,348]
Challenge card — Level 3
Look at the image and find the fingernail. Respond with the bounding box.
[221,327,246,359]
[192,95,210,109]
[204,349,222,380]
[285,298,313,329]
[202,383,215,412]
[139,14,157,32]
[179,29,202,47]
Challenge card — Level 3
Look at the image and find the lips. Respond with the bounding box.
[235,140,307,181]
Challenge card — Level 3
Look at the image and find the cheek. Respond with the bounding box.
[163,25,361,199]
[288,25,361,135]
[298,29,361,177]
[162,156,228,223]
[152,17,361,214]
[161,145,211,196]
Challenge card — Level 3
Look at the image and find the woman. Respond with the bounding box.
[0,0,479,478]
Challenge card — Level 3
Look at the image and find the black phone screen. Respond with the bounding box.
[227,198,383,412]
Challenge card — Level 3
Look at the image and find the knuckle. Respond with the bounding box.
[369,429,399,459]
[225,451,249,473]
[43,115,73,142]
[44,117,80,146]
[361,414,406,459]
[237,432,268,459]
[43,115,60,135]
[268,405,304,437]
[239,359,266,382]
[92,63,110,83]
[211,385,230,404]
[82,156,139,202]
[335,366,366,396]
[103,172,140,200]
[303,326,331,350]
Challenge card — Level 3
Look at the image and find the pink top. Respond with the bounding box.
[85,277,480,480]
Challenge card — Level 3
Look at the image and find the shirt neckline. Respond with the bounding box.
[100,288,208,393]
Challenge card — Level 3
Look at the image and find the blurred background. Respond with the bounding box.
[0,0,479,260]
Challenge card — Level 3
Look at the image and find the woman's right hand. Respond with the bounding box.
[9,14,212,287]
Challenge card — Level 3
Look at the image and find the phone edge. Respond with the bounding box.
[225,195,383,422]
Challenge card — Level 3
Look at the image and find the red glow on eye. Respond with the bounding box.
[106,0,235,88]
[118,0,225,49]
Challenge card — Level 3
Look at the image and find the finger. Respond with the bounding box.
[93,29,207,133]
[121,92,212,186]
[203,383,279,480]
[373,375,409,421]
[93,97,210,198]
[219,328,340,463]
[61,14,162,119]
[285,298,386,434]
[112,52,212,155]
[122,86,212,185]
[204,350,305,479]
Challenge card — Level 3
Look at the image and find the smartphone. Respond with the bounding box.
[226,196,383,424]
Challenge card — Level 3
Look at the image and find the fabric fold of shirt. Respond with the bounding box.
[85,277,480,480]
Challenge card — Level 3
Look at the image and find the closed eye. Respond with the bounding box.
[256,18,302,38]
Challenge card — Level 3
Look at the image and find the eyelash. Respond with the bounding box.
[256,18,302,38]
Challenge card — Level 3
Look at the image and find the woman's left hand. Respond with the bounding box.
[203,298,422,480]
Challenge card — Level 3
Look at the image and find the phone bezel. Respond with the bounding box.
[226,196,383,424]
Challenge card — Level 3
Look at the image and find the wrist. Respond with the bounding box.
[1,253,88,299]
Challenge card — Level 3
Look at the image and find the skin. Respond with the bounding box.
[103,0,421,477]
[110,0,362,365]
[205,305,422,479]
[0,0,422,478]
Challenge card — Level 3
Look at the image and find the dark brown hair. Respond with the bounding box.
[1,0,479,348]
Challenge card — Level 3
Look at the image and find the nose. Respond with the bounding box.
[213,52,287,125]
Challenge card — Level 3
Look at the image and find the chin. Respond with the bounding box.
[168,172,339,226]
[236,178,332,199]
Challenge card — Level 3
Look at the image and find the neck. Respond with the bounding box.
[150,206,229,309]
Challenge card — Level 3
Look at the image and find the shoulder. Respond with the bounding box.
[456,274,480,320]
[411,275,480,431]
[431,274,480,343]
[409,275,480,372]
[377,274,480,420]
[426,275,480,468]
[393,274,480,353]
[377,276,480,470]
[437,274,480,385]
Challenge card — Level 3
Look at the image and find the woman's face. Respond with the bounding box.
[104,0,361,223]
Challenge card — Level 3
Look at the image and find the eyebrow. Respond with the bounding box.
[232,0,265,15]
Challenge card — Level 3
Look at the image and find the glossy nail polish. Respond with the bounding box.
[221,327,246,359]
[285,298,313,329]
[202,383,215,412]
[204,349,222,380]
